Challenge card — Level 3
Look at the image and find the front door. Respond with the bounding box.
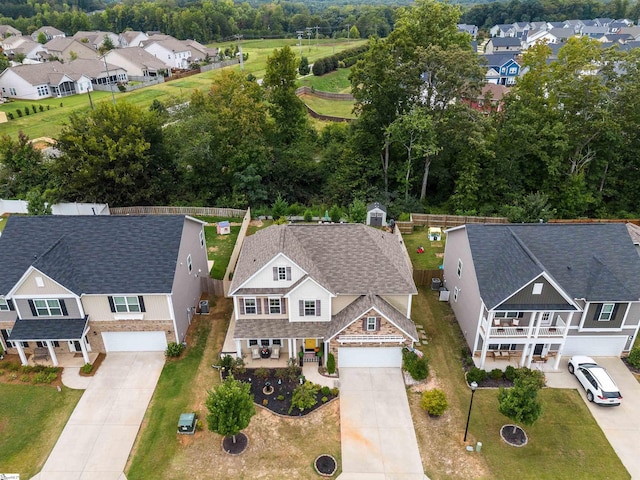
[305,338,316,351]
[533,344,544,355]
[69,340,81,352]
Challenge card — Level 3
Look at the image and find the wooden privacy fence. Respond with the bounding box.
[413,269,443,287]
[201,277,224,297]
[295,86,355,100]
[411,213,508,228]
[110,206,246,217]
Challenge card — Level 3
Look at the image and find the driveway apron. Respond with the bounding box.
[337,368,428,480]
[547,357,640,479]
[31,352,165,480]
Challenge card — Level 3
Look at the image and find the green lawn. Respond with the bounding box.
[298,67,353,93]
[126,316,212,480]
[402,226,445,269]
[205,225,240,280]
[299,93,355,118]
[0,383,82,478]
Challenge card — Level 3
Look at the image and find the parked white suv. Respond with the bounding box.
[568,356,622,406]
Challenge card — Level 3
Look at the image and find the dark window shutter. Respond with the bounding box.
[28,299,37,316]
[517,312,524,318]
[7,299,14,311]
[53,341,59,347]
[273,267,278,281]
[593,304,603,321]
[138,296,146,312]
[256,298,262,314]
[60,299,68,316]
[299,300,304,316]
[239,298,245,315]
[362,318,366,330]
[286,267,291,280]
[316,300,321,316]
[282,298,287,314]
[612,304,620,321]
[376,317,381,331]
[108,296,116,313]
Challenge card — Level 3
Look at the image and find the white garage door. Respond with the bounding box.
[338,347,402,368]
[102,331,168,352]
[562,336,627,357]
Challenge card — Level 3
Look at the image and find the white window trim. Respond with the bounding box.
[269,298,281,314]
[187,254,192,274]
[532,283,543,295]
[598,303,615,322]
[199,230,205,247]
[277,266,286,280]
[113,295,141,313]
[453,287,459,302]
[34,299,62,316]
[304,299,316,316]
[366,316,377,331]
[0,298,8,311]
[457,259,463,278]
[244,297,257,315]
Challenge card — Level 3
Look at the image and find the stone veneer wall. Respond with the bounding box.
[87,319,175,352]
[328,308,412,364]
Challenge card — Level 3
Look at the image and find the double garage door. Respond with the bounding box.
[562,335,628,357]
[102,331,168,352]
[338,347,402,368]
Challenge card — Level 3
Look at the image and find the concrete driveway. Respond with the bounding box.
[337,368,428,480]
[546,356,640,479]
[31,352,165,480]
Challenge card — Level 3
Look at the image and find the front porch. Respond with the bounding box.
[477,352,561,373]
[26,351,99,368]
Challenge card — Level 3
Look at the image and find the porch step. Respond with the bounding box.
[303,352,319,362]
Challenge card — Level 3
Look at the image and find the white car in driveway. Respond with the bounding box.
[568,355,622,406]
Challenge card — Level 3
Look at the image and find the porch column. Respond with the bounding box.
[526,343,534,368]
[479,335,490,369]
[235,340,242,359]
[79,336,90,364]
[46,340,59,367]
[288,339,293,358]
[291,339,297,361]
[16,342,27,366]
[553,345,563,370]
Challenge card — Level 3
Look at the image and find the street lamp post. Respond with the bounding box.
[463,381,478,442]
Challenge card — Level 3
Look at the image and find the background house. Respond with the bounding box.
[45,37,98,62]
[142,37,192,69]
[31,26,65,42]
[102,47,167,80]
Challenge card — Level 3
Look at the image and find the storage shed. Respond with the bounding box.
[428,227,442,241]
[217,220,231,235]
[366,202,387,227]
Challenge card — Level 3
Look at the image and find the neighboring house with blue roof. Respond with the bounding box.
[0,215,208,365]
[443,223,640,370]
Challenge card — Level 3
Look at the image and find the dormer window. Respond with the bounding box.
[273,266,291,281]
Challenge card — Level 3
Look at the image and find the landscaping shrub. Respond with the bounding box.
[303,209,313,222]
[627,347,640,368]
[33,372,57,384]
[320,386,331,396]
[8,372,17,380]
[466,367,487,385]
[39,105,44,112]
[219,354,234,370]
[289,381,319,414]
[420,388,448,416]
[254,367,270,379]
[327,352,336,374]
[47,105,50,110]
[504,365,517,382]
[81,363,93,374]
[321,396,328,403]
[232,357,246,375]
[312,58,326,76]
[7,112,14,120]
[21,374,30,382]
[403,348,429,381]
[515,367,545,389]
[277,394,285,401]
[24,107,30,115]
[7,362,20,372]
[17,109,22,117]
[165,341,185,357]
[490,368,504,380]
[0,369,4,376]
[31,105,37,113]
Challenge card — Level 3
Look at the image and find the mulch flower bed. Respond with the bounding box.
[500,424,528,447]
[224,367,338,416]
[622,357,640,376]
[314,454,338,476]
[222,432,248,455]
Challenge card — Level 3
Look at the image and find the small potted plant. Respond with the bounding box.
[298,349,304,367]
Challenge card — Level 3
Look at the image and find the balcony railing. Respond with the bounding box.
[489,326,565,337]
[338,335,405,344]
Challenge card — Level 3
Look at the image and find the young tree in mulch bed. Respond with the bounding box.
[206,375,256,454]
[497,370,543,446]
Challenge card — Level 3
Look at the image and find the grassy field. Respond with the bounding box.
[204,225,240,280]
[0,383,82,478]
[408,287,630,479]
[299,67,353,93]
[0,38,366,139]
[403,226,445,269]
[299,93,356,118]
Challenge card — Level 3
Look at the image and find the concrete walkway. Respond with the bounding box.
[337,368,428,480]
[31,352,165,480]
[547,356,640,479]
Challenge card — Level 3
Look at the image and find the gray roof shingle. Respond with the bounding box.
[8,317,88,340]
[229,224,416,296]
[466,223,640,309]
[0,215,187,295]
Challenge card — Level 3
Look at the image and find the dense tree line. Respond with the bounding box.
[0,1,395,42]
[461,0,640,30]
[4,0,640,220]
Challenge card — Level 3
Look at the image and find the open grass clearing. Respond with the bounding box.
[204,225,240,280]
[299,93,355,118]
[408,287,630,479]
[126,298,341,479]
[0,383,82,478]
[298,67,352,93]
[403,226,445,269]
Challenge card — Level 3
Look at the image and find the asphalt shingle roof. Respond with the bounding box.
[229,224,417,296]
[9,317,88,340]
[466,223,640,309]
[0,215,187,295]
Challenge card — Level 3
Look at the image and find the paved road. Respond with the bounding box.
[31,352,165,480]
[546,356,640,479]
[337,368,428,480]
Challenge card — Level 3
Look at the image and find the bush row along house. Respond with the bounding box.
[0,215,208,366]
[0,28,218,100]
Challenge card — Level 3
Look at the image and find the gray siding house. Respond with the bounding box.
[0,215,207,365]
[443,223,640,370]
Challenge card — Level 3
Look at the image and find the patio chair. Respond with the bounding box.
[511,319,520,327]
[493,319,501,327]
[270,346,280,360]
[251,347,260,360]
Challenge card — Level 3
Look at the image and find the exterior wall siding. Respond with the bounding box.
[243,255,305,290]
[14,270,73,296]
[502,277,570,307]
[331,295,358,315]
[288,280,332,322]
[15,297,81,319]
[443,228,484,351]
[87,319,175,352]
[170,218,208,344]
[81,294,171,321]
[381,295,410,316]
[582,302,626,329]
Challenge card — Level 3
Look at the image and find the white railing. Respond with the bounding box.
[489,326,565,337]
[338,335,405,344]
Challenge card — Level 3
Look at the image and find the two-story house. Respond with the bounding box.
[228,224,419,368]
[142,38,192,69]
[0,215,208,366]
[483,54,521,85]
[443,223,640,370]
